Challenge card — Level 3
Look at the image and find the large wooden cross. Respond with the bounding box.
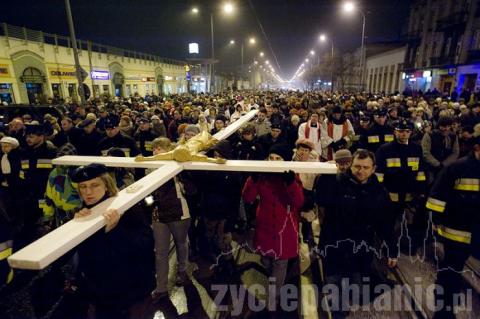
[8,110,337,270]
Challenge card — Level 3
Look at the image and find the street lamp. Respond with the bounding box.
[240,36,257,74]
[310,50,315,56]
[191,3,235,92]
[342,1,366,91]
[305,58,309,62]
[343,1,355,13]
[229,39,235,45]
[319,33,335,93]
[259,52,264,57]
[223,2,234,14]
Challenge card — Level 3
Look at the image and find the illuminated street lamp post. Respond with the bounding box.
[320,34,335,93]
[342,1,366,91]
[192,2,235,92]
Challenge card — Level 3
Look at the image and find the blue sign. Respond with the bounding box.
[186,71,191,81]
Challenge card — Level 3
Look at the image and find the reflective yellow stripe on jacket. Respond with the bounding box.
[407,157,420,171]
[454,178,480,192]
[368,135,380,143]
[386,158,401,168]
[21,159,53,169]
[0,240,13,284]
[384,134,394,142]
[0,240,13,260]
[437,226,471,244]
[416,171,426,181]
[21,161,29,170]
[426,197,446,213]
[376,173,384,183]
[389,193,414,202]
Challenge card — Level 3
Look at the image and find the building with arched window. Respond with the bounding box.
[0,23,187,104]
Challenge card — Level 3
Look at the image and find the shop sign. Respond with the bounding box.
[448,68,456,75]
[49,67,76,79]
[164,76,174,81]
[91,70,110,80]
[0,64,10,77]
[141,77,155,82]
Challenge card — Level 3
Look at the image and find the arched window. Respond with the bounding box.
[20,67,45,83]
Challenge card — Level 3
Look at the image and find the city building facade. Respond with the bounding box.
[366,46,406,94]
[0,23,187,104]
[404,0,480,95]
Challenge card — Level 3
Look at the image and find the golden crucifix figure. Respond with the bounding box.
[135,131,227,164]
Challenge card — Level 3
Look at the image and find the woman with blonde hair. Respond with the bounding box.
[72,163,155,318]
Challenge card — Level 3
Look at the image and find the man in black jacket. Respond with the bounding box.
[427,136,480,319]
[97,115,139,157]
[21,123,57,241]
[76,119,103,156]
[316,149,398,318]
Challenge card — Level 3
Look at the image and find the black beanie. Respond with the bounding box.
[268,143,293,161]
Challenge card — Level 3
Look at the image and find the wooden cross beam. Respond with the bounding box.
[8,110,336,270]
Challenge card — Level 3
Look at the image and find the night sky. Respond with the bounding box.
[1,0,412,79]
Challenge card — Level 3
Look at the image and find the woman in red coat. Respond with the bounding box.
[242,144,304,305]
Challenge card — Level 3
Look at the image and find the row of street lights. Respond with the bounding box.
[291,1,366,90]
[190,2,285,89]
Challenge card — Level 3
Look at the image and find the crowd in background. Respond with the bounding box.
[0,89,479,318]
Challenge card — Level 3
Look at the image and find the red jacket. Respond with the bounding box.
[242,174,304,259]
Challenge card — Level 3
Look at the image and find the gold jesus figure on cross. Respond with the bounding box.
[135,130,226,164]
[8,110,337,270]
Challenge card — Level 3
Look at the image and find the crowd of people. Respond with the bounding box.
[0,89,479,319]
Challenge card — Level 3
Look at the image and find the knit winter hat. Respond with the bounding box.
[268,143,293,161]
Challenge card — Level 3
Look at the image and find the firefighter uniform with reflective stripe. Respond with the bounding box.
[21,141,57,237]
[375,139,426,206]
[0,211,13,285]
[427,151,480,318]
[360,122,394,154]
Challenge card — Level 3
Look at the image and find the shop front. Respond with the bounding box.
[0,64,15,104]
[190,76,207,93]
[90,70,110,98]
[22,67,46,104]
[402,70,433,93]
[162,75,177,95]
[108,62,124,97]
[113,73,124,97]
[48,66,78,101]
[124,75,156,97]
[436,68,456,95]
[456,64,480,94]
[10,51,48,104]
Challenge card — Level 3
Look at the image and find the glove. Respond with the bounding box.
[282,170,296,185]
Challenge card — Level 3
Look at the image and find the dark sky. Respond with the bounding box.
[1,0,412,79]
